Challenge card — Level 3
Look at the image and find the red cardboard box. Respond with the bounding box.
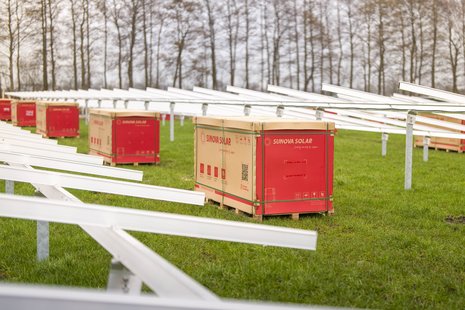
[194,116,335,219]
[12,100,36,127]
[0,99,12,121]
[36,101,80,138]
[89,109,160,165]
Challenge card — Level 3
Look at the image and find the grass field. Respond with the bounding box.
[1,119,464,309]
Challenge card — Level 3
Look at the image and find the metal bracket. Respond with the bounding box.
[107,259,142,295]
[315,108,324,121]
[276,106,284,117]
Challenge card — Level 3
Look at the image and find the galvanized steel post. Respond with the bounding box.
[315,109,323,121]
[423,136,430,162]
[112,100,117,109]
[180,115,185,126]
[405,111,416,190]
[35,191,49,262]
[276,106,284,117]
[202,103,208,116]
[170,102,175,142]
[381,133,389,157]
[5,180,14,194]
[124,100,129,109]
[244,105,251,116]
[107,259,142,295]
[85,99,89,124]
[144,101,149,111]
[98,99,102,108]
[161,114,166,126]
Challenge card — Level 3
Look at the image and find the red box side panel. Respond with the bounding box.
[46,106,79,137]
[0,100,12,120]
[111,117,160,164]
[255,130,334,215]
[16,103,36,127]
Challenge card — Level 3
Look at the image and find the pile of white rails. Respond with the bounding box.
[7,82,465,192]
[0,120,319,309]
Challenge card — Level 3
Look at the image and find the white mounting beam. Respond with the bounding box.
[0,283,320,310]
[0,151,142,181]
[399,81,465,104]
[0,194,317,250]
[0,144,101,164]
[0,165,204,205]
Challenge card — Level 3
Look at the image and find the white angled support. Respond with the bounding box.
[170,102,175,142]
[405,112,416,190]
[0,194,317,250]
[107,259,142,295]
[0,151,142,181]
[0,165,204,205]
[25,183,218,300]
[423,136,430,162]
[381,133,389,157]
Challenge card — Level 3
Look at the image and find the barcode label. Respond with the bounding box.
[242,164,248,181]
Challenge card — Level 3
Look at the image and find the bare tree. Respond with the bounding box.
[226,0,240,86]
[204,0,218,89]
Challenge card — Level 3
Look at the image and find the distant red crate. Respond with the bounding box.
[0,99,12,121]
[89,109,160,165]
[12,100,36,127]
[194,116,335,219]
[36,101,80,138]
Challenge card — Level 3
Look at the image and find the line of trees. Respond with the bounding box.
[1,0,465,95]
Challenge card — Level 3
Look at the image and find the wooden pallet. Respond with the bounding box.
[206,198,333,221]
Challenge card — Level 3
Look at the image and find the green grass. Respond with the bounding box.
[1,120,465,309]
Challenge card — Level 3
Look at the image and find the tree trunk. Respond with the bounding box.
[47,0,56,90]
[204,0,218,89]
[70,0,78,90]
[41,0,49,90]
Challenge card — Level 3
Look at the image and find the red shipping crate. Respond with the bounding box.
[194,116,335,218]
[12,100,36,127]
[89,109,160,165]
[0,99,12,121]
[36,101,80,138]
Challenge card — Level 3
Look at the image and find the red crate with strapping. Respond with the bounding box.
[194,116,335,219]
[89,109,160,165]
[0,99,12,121]
[12,100,36,127]
[36,101,80,138]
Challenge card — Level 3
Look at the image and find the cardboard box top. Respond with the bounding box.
[89,108,160,118]
[12,100,36,105]
[193,116,335,131]
[0,98,12,103]
[37,101,79,107]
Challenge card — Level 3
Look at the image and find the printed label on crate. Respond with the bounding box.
[196,127,254,202]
